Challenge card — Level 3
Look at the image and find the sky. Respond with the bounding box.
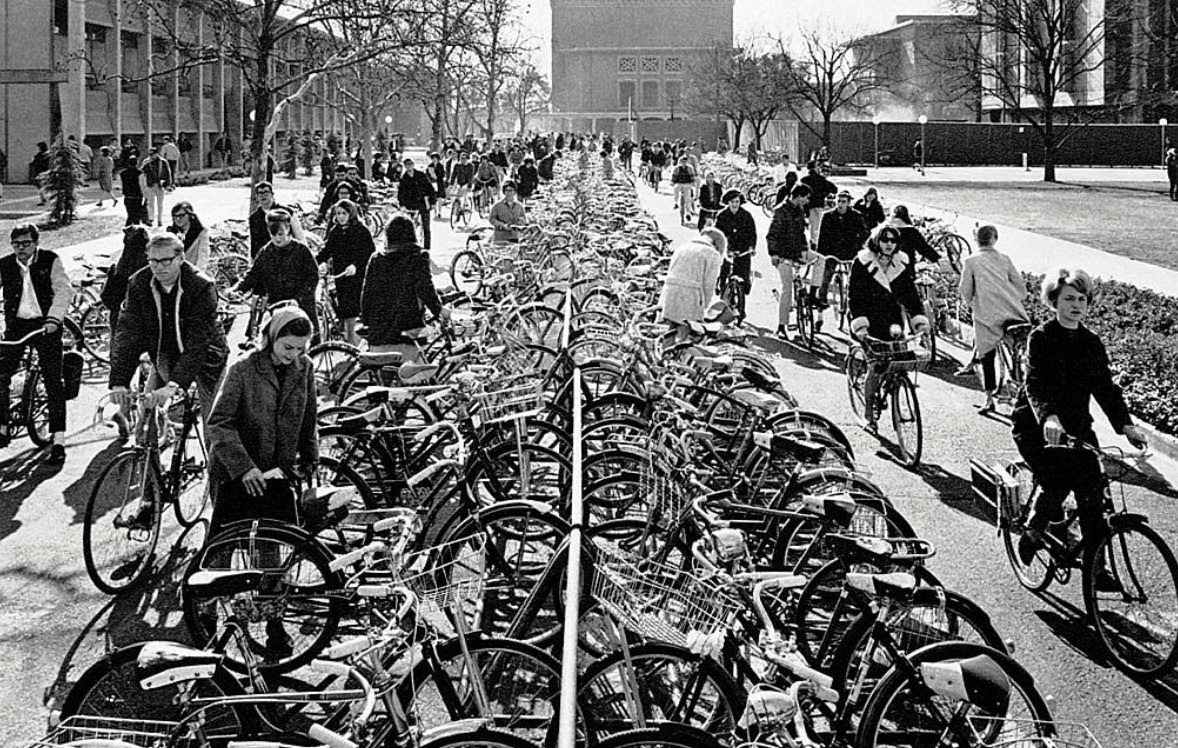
[519,0,949,75]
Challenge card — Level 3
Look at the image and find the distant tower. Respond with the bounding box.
[549,0,734,131]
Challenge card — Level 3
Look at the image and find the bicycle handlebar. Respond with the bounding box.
[0,328,45,346]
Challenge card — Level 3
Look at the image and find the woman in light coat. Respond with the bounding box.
[659,228,726,340]
[958,224,1029,412]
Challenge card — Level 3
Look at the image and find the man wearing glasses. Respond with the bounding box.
[248,181,304,258]
[108,233,228,427]
[0,225,73,462]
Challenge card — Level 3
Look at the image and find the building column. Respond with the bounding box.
[143,30,153,148]
[113,0,123,147]
[65,0,87,140]
[195,9,206,169]
[170,0,180,139]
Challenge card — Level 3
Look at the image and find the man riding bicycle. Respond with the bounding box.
[670,156,698,225]
[473,154,500,209]
[811,190,868,325]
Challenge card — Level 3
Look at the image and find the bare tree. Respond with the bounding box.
[471,0,527,139]
[946,0,1144,181]
[683,45,752,147]
[773,23,891,152]
[501,63,551,135]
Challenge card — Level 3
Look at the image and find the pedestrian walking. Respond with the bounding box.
[119,160,149,226]
[853,187,886,232]
[177,133,193,175]
[95,147,116,207]
[398,158,437,250]
[214,132,232,168]
[317,198,374,345]
[160,136,181,181]
[766,184,812,339]
[141,148,173,226]
[1166,142,1177,201]
[167,201,210,270]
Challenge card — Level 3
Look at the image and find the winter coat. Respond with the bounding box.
[659,237,722,324]
[848,247,927,340]
[766,202,808,261]
[853,198,886,232]
[238,240,319,324]
[100,231,149,314]
[800,171,836,212]
[958,247,1029,358]
[318,222,376,319]
[360,242,443,346]
[207,348,318,487]
[398,170,435,211]
[516,164,539,198]
[816,207,868,262]
[887,219,940,265]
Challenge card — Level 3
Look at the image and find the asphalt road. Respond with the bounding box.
[2,166,1177,747]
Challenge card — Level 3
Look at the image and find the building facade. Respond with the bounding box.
[549,0,733,131]
[0,0,350,183]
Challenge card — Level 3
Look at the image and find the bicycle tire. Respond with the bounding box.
[1084,521,1178,677]
[418,726,544,748]
[834,272,849,332]
[855,641,1053,748]
[317,454,379,510]
[845,344,868,420]
[25,364,52,446]
[82,450,162,595]
[464,441,572,508]
[942,233,971,274]
[171,439,209,530]
[890,374,923,466]
[451,250,486,296]
[767,409,855,458]
[920,299,938,362]
[58,641,252,738]
[594,723,727,748]
[182,519,344,673]
[539,250,575,284]
[307,340,359,402]
[510,302,565,351]
[80,302,111,364]
[795,289,812,348]
[1000,479,1054,593]
[772,492,913,577]
[579,641,744,739]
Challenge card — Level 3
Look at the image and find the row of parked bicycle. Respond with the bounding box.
[31,148,1131,748]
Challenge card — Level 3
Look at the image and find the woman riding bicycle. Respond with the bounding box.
[1012,268,1147,578]
[848,225,929,434]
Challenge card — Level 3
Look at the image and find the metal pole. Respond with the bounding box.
[874,122,879,169]
[556,294,582,748]
[920,121,926,176]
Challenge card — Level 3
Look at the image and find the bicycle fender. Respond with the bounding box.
[1108,513,1150,531]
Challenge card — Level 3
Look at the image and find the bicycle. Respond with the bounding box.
[82,387,209,594]
[994,319,1032,406]
[450,187,474,229]
[845,332,930,466]
[718,249,753,325]
[986,436,1178,677]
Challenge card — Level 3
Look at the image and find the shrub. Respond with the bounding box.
[43,135,83,225]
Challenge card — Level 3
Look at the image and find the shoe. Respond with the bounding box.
[1017,530,1043,565]
[47,444,66,465]
[977,401,995,415]
[96,201,103,207]
[954,364,975,376]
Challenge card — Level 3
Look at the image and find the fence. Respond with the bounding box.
[734,120,1173,168]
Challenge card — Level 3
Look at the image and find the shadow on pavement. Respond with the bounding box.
[60,441,125,526]
[42,519,206,714]
[914,462,996,525]
[0,446,64,542]
[1033,589,1178,715]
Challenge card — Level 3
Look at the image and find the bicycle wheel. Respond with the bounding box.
[25,365,52,446]
[855,642,1053,748]
[844,344,868,419]
[1084,521,1178,677]
[402,632,572,744]
[210,252,252,291]
[82,450,162,595]
[58,641,252,739]
[510,302,565,350]
[418,726,544,748]
[721,278,745,324]
[595,724,726,748]
[80,302,111,364]
[451,250,486,296]
[833,273,849,332]
[942,233,971,274]
[1000,483,1054,593]
[172,428,210,529]
[890,374,923,466]
[317,454,379,509]
[182,520,344,673]
[539,250,575,284]
[579,641,743,739]
[307,340,358,402]
[794,289,812,347]
[920,300,938,362]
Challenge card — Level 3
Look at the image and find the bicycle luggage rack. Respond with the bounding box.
[969,456,1033,530]
[29,715,178,747]
[966,717,1103,747]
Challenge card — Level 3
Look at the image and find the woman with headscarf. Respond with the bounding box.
[207,304,318,534]
[659,228,726,341]
[317,198,374,345]
[854,187,886,232]
[166,201,210,270]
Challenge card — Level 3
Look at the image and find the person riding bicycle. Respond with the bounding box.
[766,184,812,340]
[1012,268,1147,577]
[670,156,698,225]
[800,161,837,247]
[250,181,305,258]
[697,170,723,230]
[811,190,868,321]
[848,225,929,434]
[109,232,228,428]
[235,210,320,338]
[474,154,500,202]
[956,225,1029,413]
[0,224,73,461]
[714,189,757,298]
[516,155,539,200]
[888,205,940,265]
[449,150,476,195]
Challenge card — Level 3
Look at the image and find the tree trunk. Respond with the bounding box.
[1042,108,1056,182]
[732,118,744,148]
[822,114,833,151]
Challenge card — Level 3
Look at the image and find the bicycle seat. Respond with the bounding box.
[398,362,438,384]
[686,344,723,358]
[136,642,223,690]
[333,406,385,434]
[799,494,858,526]
[690,353,734,372]
[358,350,405,367]
[824,534,930,567]
[846,571,944,608]
[920,654,1011,714]
[731,388,783,413]
[686,320,725,335]
[753,431,826,464]
[184,569,266,597]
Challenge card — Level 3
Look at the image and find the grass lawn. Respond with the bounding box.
[851,179,1178,272]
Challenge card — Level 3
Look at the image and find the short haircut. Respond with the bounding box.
[976,225,999,245]
[253,180,274,192]
[502,181,517,191]
[876,226,902,245]
[1042,268,1095,307]
[266,209,293,234]
[790,184,811,200]
[837,190,852,200]
[10,223,39,243]
[385,214,418,244]
[146,232,184,255]
[274,315,313,340]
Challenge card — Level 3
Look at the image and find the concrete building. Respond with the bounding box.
[549,0,734,132]
[0,0,350,184]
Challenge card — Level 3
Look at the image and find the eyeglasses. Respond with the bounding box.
[10,239,35,248]
[172,212,191,218]
[879,239,898,245]
[146,254,182,267]
[254,189,273,195]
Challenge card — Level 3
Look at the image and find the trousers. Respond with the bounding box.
[0,318,66,434]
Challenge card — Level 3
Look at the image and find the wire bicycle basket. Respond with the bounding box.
[471,374,546,423]
[397,532,488,613]
[27,716,178,748]
[966,718,1104,747]
[863,337,931,374]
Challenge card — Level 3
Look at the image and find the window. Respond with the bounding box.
[619,80,636,109]
[663,56,683,73]
[121,31,140,93]
[641,56,660,73]
[151,37,171,95]
[53,0,69,35]
[85,24,107,90]
[665,80,682,108]
[642,80,659,107]
[618,56,637,73]
[178,70,193,95]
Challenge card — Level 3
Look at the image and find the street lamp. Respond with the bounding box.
[918,115,927,176]
[872,117,881,169]
[1160,118,1169,169]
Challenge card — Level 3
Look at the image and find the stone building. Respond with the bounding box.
[549,0,734,132]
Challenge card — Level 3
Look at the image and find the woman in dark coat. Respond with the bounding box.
[516,156,539,200]
[888,205,940,265]
[317,198,374,345]
[853,187,886,232]
[848,225,929,432]
[100,224,150,335]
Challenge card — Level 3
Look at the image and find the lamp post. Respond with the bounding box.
[872,116,881,169]
[1160,118,1169,169]
[918,115,927,176]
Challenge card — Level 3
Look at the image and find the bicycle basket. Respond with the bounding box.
[966,718,1103,748]
[397,532,487,611]
[970,457,1034,529]
[28,716,177,747]
[471,374,546,423]
[590,540,741,647]
[639,451,687,521]
[862,337,931,374]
